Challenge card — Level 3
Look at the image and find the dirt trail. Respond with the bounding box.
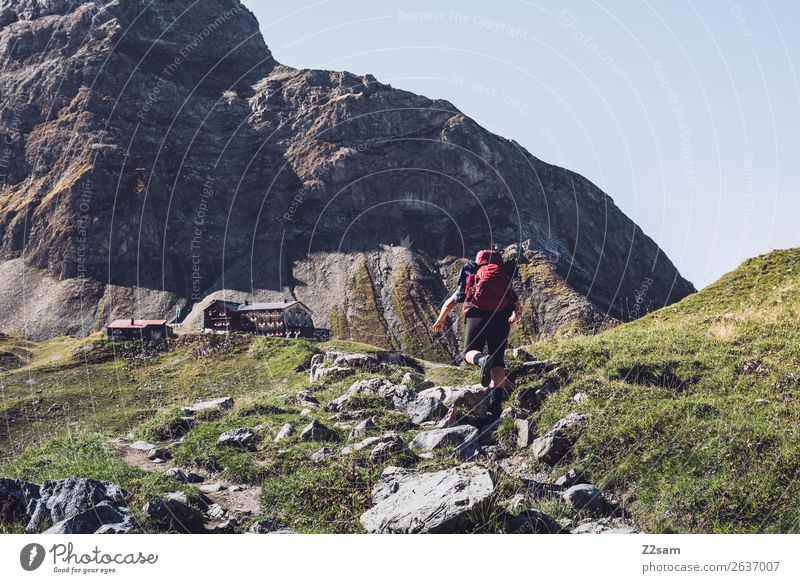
[109,441,261,531]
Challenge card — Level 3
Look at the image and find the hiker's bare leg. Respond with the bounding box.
[490,367,506,389]
[465,350,483,365]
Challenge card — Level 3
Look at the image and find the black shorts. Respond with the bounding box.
[463,309,510,368]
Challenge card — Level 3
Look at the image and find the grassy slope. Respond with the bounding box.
[526,248,800,533]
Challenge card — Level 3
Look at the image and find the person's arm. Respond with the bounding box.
[508,300,522,326]
[432,293,458,332]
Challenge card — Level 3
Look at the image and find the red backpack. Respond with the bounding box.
[463,250,512,314]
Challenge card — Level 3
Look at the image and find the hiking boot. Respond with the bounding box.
[479,354,494,387]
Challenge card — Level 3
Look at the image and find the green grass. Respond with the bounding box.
[521,248,800,533]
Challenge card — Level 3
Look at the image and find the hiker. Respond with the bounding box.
[432,249,521,416]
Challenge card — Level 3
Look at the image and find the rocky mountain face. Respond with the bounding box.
[0,0,694,358]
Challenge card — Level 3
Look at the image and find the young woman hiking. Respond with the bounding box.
[432,249,521,417]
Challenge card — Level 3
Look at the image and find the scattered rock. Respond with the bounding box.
[572,517,638,534]
[296,391,320,408]
[207,503,225,519]
[217,428,258,450]
[402,371,434,390]
[27,477,130,532]
[562,484,609,515]
[45,501,132,534]
[311,366,354,382]
[147,448,172,461]
[184,397,234,415]
[754,399,770,406]
[249,518,294,534]
[273,423,295,442]
[506,509,564,534]
[299,419,337,442]
[360,464,496,533]
[370,434,408,463]
[333,353,380,371]
[555,469,586,488]
[326,378,414,412]
[513,419,532,448]
[199,484,224,494]
[406,395,448,425]
[409,425,479,452]
[144,492,205,533]
[310,447,335,463]
[573,392,589,403]
[531,434,572,466]
[129,440,157,451]
[409,385,492,425]
[166,468,188,482]
[349,416,377,440]
[228,484,245,492]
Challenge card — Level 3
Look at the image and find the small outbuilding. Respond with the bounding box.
[107,319,169,341]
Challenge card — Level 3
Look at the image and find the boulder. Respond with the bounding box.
[341,436,382,455]
[326,378,414,412]
[129,440,157,451]
[310,447,335,463]
[44,501,132,534]
[369,434,408,463]
[299,419,337,442]
[531,434,572,466]
[406,395,448,425]
[409,425,479,452]
[147,447,172,461]
[144,492,205,533]
[183,397,233,415]
[333,353,380,371]
[402,371,434,391]
[273,423,295,442]
[360,464,495,533]
[506,509,564,534]
[349,416,376,440]
[165,468,188,482]
[27,477,130,532]
[573,392,589,403]
[411,385,492,426]
[207,503,225,519]
[561,484,609,515]
[555,469,586,488]
[549,412,590,434]
[217,428,258,450]
[310,366,354,382]
[513,419,532,448]
[199,484,224,494]
[0,478,40,525]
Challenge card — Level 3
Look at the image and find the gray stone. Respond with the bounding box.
[299,419,337,442]
[341,436,382,455]
[506,509,563,534]
[27,477,130,532]
[218,428,258,450]
[273,423,295,442]
[0,478,40,525]
[573,392,589,403]
[513,419,532,448]
[44,501,131,534]
[402,371,434,390]
[333,353,380,371]
[147,447,172,461]
[129,440,157,451]
[184,397,233,415]
[360,464,495,533]
[531,434,572,466]
[572,517,638,534]
[369,434,407,463]
[310,446,335,463]
[165,468,188,482]
[562,484,609,515]
[549,412,590,434]
[144,492,205,533]
[409,425,479,452]
[199,484,224,494]
[411,385,492,426]
[406,396,449,425]
[326,378,414,412]
[207,503,225,519]
[555,469,585,488]
[349,416,377,440]
[249,518,294,534]
[311,366,354,382]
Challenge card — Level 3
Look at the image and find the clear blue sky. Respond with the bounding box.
[244,0,799,288]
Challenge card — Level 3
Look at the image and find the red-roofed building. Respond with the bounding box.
[107,319,169,341]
